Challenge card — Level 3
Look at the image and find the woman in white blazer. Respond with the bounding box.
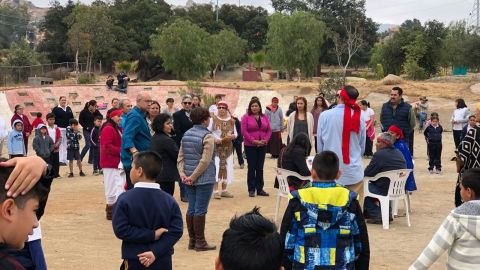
[287,97,314,153]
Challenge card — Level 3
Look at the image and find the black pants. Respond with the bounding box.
[159,181,175,196]
[428,143,442,170]
[364,134,373,156]
[125,167,133,190]
[91,147,100,171]
[50,151,60,177]
[453,130,463,149]
[314,135,318,153]
[408,130,414,156]
[232,141,244,165]
[245,146,266,193]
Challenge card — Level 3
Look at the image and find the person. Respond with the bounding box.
[31,112,44,137]
[107,98,120,117]
[106,75,114,90]
[461,115,477,141]
[413,96,429,131]
[8,120,26,159]
[52,96,74,165]
[32,124,53,164]
[241,99,272,197]
[287,97,314,147]
[232,116,244,169]
[274,133,311,191]
[424,115,443,174]
[380,87,416,155]
[99,110,125,220]
[116,71,130,92]
[388,125,417,192]
[119,99,132,128]
[112,151,183,270]
[173,95,194,201]
[409,168,480,270]
[311,96,328,153]
[451,98,470,149]
[66,119,85,178]
[150,113,181,196]
[45,113,61,178]
[280,151,369,270]
[147,101,161,136]
[209,94,223,115]
[265,97,284,158]
[162,98,178,118]
[177,107,216,251]
[121,92,152,190]
[317,85,366,205]
[359,100,375,158]
[0,115,7,158]
[11,105,32,155]
[90,116,102,175]
[79,100,103,163]
[363,132,407,224]
[208,101,237,199]
[285,95,298,117]
[215,207,283,270]
[192,95,202,109]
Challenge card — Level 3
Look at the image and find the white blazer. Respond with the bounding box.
[287,111,315,150]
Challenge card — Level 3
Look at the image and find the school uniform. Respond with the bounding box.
[424,124,443,172]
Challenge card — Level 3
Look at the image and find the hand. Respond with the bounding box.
[183,177,193,186]
[216,138,223,144]
[25,132,30,137]
[155,228,168,240]
[2,156,47,197]
[138,251,156,267]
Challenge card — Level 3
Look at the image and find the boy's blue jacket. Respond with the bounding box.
[8,119,25,155]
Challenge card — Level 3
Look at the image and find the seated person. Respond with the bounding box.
[280,151,369,270]
[363,132,407,224]
[216,207,283,270]
[388,125,417,193]
[274,133,312,191]
[117,71,129,90]
[106,75,114,89]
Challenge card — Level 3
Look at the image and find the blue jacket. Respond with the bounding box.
[8,120,25,155]
[424,124,443,144]
[112,183,183,261]
[121,106,151,168]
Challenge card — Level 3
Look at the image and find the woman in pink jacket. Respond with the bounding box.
[241,99,272,197]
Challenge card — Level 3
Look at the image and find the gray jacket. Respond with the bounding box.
[265,107,284,132]
[33,134,54,159]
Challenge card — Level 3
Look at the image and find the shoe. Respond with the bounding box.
[429,170,434,174]
[366,218,382,224]
[221,191,234,198]
[186,215,195,250]
[59,162,67,166]
[213,193,221,200]
[248,191,255,197]
[99,169,103,175]
[193,216,216,251]
[257,190,269,196]
[79,171,86,177]
[68,173,74,178]
[239,164,244,169]
[93,170,99,176]
[435,169,441,174]
[451,156,457,161]
[105,204,113,220]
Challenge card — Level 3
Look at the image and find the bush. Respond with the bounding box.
[318,71,344,104]
[77,73,95,84]
[178,80,216,108]
[375,64,384,80]
[403,59,427,80]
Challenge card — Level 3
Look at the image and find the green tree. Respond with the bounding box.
[172,4,225,34]
[0,5,29,49]
[2,41,48,83]
[267,12,327,79]
[210,29,247,80]
[150,18,212,80]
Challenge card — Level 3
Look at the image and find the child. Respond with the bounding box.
[280,151,369,270]
[461,115,477,141]
[90,116,102,175]
[32,112,45,137]
[66,119,85,178]
[46,113,61,178]
[423,115,443,174]
[216,207,283,270]
[112,151,183,270]
[32,124,54,163]
[8,120,26,158]
[410,168,480,270]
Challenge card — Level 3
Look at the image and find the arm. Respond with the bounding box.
[241,115,254,144]
[292,149,311,176]
[364,154,383,177]
[189,134,215,181]
[102,127,121,155]
[148,202,183,257]
[32,137,39,153]
[423,126,429,142]
[263,116,272,142]
[90,129,96,147]
[24,117,32,134]
[408,107,416,130]
[173,113,183,144]
[79,111,87,130]
[177,145,186,179]
[359,120,366,156]
[280,199,300,270]
[112,199,156,243]
[122,114,141,150]
[316,114,324,152]
[49,137,54,152]
[350,200,370,270]
[7,133,13,154]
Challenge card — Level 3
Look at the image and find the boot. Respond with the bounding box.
[106,204,113,220]
[186,214,195,250]
[193,216,216,251]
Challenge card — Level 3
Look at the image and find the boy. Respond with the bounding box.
[216,207,283,270]
[32,124,54,163]
[66,119,85,178]
[46,113,61,178]
[461,115,477,141]
[410,168,480,269]
[90,116,102,175]
[8,120,25,159]
[423,115,443,174]
[280,151,369,270]
[112,151,183,270]
[31,113,44,137]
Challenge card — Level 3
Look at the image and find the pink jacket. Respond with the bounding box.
[241,114,272,147]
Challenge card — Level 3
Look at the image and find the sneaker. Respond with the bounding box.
[213,193,221,200]
[435,169,441,174]
[79,171,86,177]
[99,169,103,175]
[93,170,99,176]
[68,173,74,178]
[221,191,234,198]
[429,170,434,174]
[257,190,269,196]
[248,191,255,197]
[59,162,67,166]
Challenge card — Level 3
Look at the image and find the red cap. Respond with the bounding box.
[109,109,123,119]
[388,125,404,139]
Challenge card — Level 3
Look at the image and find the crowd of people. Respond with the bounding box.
[1,84,480,270]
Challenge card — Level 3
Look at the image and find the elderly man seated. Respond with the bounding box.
[363,132,407,224]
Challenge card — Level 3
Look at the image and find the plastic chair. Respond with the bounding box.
[274,168,311,223]
[363,169,412,229]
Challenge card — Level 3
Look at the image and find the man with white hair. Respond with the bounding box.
[121,92,152,189]
[118,99,132,128]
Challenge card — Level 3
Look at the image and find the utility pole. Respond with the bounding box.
[471,0,480,33]
[216,0,219,21]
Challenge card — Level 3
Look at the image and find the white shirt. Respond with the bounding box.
[451,107,470,130]
[47,125,58,143]
[361,108,374,122]
[134,182,161,189]
[209,104,218,114]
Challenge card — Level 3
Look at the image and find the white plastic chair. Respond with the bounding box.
[274,168,311,223]
[363,169,412,229]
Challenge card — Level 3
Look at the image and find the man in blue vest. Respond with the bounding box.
[380,87,416,155]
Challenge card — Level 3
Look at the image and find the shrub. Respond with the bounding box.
[403,59,427,80]
[77,73,95,84]
[178,80,216,108]
[375,64,385,80]
[318,71,344,104]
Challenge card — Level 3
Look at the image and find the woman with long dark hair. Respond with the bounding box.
[311,96,328,153]
[192,95,202,108]
[79,100,103,163]
[451,98,470,149]
[287,97,314,150]
[147,101,161,136]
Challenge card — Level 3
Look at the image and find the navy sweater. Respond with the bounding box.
[424,124,443,144]
[112,185,183,260]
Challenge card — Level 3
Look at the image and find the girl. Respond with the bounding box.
[286,97,314,151]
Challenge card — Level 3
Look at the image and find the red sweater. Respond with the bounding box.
[100,123,122,168]
[32,117,45,129]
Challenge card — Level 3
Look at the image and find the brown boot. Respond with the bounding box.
[193,216,216,251]
[106,204,113,220]
[186,214,195,250]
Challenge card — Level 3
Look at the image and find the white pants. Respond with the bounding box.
[59,128,67,163]
[103,168,126,205]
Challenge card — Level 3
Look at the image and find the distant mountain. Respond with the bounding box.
[0,0,48,21]
[378,24,398,33]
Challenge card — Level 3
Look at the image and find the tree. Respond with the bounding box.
[2,41,48,83]
[210,29,247,80]
[331,18,364,81]
[0,5,29,49]
[267,12,327,79]
[150,18,212,80]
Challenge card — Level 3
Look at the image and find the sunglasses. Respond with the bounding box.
[183,102,192,105]
[218,107,227,110]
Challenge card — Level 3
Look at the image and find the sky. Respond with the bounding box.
[29,0,476,25]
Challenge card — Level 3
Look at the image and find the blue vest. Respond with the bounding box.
[181,125,216,186]
[380,100,412,135]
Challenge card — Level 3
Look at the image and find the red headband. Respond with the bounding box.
[109,109,123,118]
[388,125,404,139]
[377,136,393,147]
[339,88,361,164]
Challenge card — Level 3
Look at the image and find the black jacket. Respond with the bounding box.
[274,146,311,189]
[151,132,181,183]
[286,102,296,117]
[364,147,407,195]
[172,109,193,146]
[424,124,443,144]
[233,117,243,144]
[79,109,103,132]
[52,106,74,128]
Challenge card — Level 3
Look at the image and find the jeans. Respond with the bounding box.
[453,130,463,149]
[233,140,244,165]
[91,146,100,171]
[418,112,427,129]
[80,130,92,163]
[185,183,214,216]
[245,146,267,193]
[364,178,391,218]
